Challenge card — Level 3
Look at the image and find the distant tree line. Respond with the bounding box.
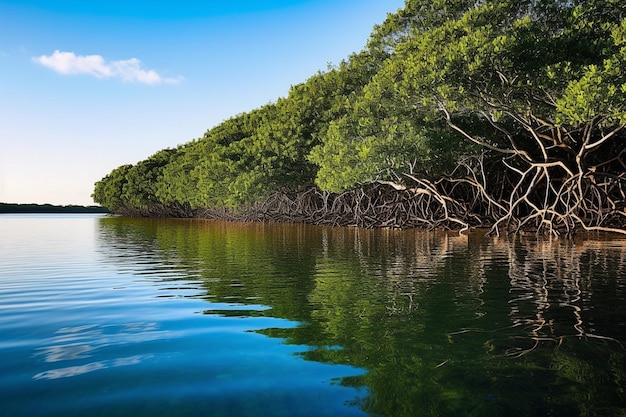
[0,203,109,214]
[94,0,626,236]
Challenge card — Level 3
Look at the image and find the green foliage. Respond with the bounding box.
[156,143,205,207]
[92,164,133,212]
[123,148,178,209]
[94,0,626,215]
[557,20,626,125]
[309,111,436,192]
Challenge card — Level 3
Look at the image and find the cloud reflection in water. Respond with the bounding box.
[33,355,149,380]
[33,321,163,380]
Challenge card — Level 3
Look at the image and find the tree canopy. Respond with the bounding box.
[94,0,626,235]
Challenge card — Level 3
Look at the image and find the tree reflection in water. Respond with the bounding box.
[98,218,626,417]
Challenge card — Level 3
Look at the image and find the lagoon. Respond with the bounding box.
[0,214,624,416]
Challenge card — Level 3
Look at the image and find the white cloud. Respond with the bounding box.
[33,50,182,85]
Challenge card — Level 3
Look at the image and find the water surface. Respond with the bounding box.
[0,214,624,416]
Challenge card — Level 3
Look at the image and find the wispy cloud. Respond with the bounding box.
[33,50,183,85]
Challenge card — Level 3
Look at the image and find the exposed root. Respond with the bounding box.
[116,116,626,237]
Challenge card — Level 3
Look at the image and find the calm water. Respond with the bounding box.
[0,214,625,417]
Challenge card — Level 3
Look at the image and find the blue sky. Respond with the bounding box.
[0,0,404,205]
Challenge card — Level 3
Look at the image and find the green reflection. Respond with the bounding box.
[98,218,626,417]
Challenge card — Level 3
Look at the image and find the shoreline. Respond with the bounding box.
[0,203,110,214]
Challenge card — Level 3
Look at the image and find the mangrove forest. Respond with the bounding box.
[93,0,626,236]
